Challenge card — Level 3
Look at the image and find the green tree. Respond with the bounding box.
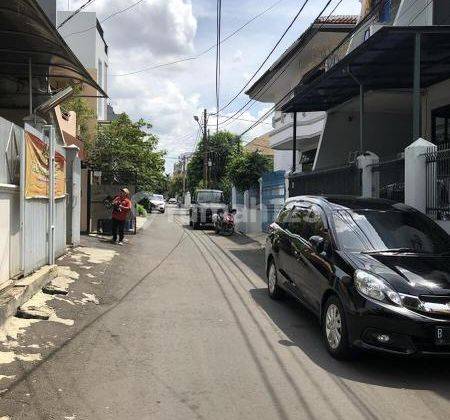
[167,173,184,198]
[60,85,95,141]
[186,131,241,194]
[227,150,273,192]
[88,113,166,192]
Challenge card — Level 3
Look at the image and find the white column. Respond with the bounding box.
[243,190,250,234]
[64,145,81,246]
[184,192,191,207]
[284,173,290,199]
[231,186,237,210]
[405,138,436,213]
[357,152,379,198]
[259,178,263,233]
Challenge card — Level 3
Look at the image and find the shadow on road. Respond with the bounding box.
[194,223,450,403]
[249,287,450,401]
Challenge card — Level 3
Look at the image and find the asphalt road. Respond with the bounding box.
[1,206,450,419]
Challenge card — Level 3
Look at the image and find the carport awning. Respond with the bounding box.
[0,0,106,98]
[282,26,450,112]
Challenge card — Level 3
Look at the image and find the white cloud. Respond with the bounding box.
[232,49,243,64]
[60,0,197,57]
[57,0,361,173]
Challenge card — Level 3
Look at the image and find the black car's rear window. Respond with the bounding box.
[333,209,450,254]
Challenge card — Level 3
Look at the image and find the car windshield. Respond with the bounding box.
[152,194,164,201]
[197,191,223,203]
[333,209,450,254]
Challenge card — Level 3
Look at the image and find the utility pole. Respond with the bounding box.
[203,108,208,187]
[182,154,187,199]
[207,129,211,188]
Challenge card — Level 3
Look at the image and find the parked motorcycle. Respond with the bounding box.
[212,208,236,236]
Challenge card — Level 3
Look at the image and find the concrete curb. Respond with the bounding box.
[0,265,57,328]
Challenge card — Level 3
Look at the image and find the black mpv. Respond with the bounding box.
[265,196,450,359]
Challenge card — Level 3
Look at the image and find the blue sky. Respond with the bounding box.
[58,0,361,171]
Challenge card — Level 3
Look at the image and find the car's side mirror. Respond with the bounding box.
[309,235,325,255]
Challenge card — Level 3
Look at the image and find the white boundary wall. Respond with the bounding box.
[0,116,80,284]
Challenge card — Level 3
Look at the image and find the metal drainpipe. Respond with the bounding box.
[292,112,297,173]
[413,32,422,140]
[20,130,26,274]
[28,58,32,116]
[348,67,365,154]
[46,125,56,265]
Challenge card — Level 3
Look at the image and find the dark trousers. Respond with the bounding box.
[112,218,125,242]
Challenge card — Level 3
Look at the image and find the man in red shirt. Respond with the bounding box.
[111,188,132,245]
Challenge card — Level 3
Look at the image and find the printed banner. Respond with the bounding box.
[25,131,66,199]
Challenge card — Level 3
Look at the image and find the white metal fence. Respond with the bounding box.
[0,116,76,285]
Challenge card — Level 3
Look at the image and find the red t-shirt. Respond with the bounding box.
[112,196,132,221]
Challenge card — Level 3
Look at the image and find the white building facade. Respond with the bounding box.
[57,11,109,121]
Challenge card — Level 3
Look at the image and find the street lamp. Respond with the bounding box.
[194,115,203,132]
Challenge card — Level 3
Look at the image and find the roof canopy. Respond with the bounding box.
[0,0,106,110]
[245,15,357,103]
[282,26,450,113]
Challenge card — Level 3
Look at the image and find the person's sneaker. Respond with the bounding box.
[117,241,124,246]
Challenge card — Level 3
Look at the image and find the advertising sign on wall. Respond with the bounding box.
[25,131,66,199]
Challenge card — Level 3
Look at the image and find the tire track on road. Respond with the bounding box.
[174,215,378,420]
[178,222,317,420]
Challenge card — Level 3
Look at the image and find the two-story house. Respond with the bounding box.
[246,15,358,173]
[281,0,450,228]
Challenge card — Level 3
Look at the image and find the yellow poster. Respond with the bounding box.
[25,131,66,199]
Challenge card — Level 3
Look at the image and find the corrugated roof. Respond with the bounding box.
[316,15,358,25]
[244,134,274,156]
[282,26,450,113]
[245,15,357,98]
[0,0,107,113]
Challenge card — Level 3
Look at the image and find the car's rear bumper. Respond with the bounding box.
[347,300,450,356]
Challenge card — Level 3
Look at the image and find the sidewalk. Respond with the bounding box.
[241,231,267,248]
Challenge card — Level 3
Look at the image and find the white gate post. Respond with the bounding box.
[184,191,191,207]
[259,178,263,232]
[231,186,237,210]
[405,138,436,213]
[64,145,81,246]
[357,152,379,198]
[243,190,250,234]
[47,125,56,265]
[284,174,290,199]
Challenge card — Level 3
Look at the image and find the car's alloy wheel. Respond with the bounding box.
[322,296,353,359]
[325,304,342,350]
[267,261,283,300]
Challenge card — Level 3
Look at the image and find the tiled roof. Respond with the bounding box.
[316,15,358,25]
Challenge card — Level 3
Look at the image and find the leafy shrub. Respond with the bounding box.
[136,203,147,217]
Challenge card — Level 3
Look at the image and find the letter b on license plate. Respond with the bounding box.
[435,326,450,345]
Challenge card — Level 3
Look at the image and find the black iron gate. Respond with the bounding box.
[289,165,362,197]
[371,158,405,202]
